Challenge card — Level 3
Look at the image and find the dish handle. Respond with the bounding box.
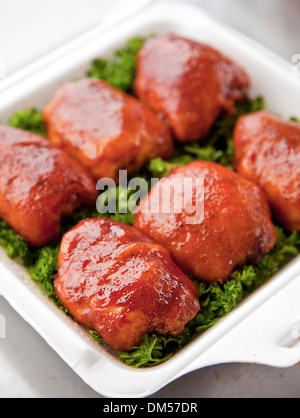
[185,274,300,373]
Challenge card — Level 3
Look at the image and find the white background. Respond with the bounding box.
[0,0,300,398]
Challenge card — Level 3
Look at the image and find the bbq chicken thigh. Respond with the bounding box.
[54,218,200,352]
[134,33,250,143]
[0,126,97,247]
[233,110,300,231]
[43,78,173,182]
[134,161,277,283]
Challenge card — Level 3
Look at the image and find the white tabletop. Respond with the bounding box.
[0,0,299,399]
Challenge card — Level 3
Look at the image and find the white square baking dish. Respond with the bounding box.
[0,0,300,398]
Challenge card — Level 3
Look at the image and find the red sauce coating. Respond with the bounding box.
[234,110,300,231]
[134,161,277,283]
[43,78,173,182]
[134,33,250,142]
[54,218,200,352]
[0,125,98,246]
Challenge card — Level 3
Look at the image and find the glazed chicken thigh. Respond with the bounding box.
[54,218,200,352]
[0,126,97,247]
[134,161,277,283]
[43,78,173,182]
[134,33,250,142]
[233,110,300,231]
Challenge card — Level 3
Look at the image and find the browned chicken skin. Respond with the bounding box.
[43,78,173,182]
[233,110,300,231]
[134,161,277,283]
[54,218,200,352]
[0,126,98,247]
[134,33,250,142]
